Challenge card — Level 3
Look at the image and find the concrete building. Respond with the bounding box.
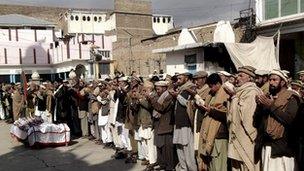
[152,14,174,35]
[58,9,114,79]
[59,9,108,35]
[152,23,242,75]
[0,14,56,83]
[0,2,177,79]
[103,0,176,77]
[0,14,112,83]
[255,0,304,75]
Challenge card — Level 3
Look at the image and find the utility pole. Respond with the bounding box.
[122,29,134,75]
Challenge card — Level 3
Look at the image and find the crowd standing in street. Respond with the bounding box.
[1,67,304,171]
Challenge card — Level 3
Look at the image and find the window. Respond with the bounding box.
[157,17,160,23]
[153,17,156,23]
[264,0,304,20]
[4,48,7,64]
[185,54,197,64]
[94,16,98,22]
[265,0,279,19]
[75,15,79,21]
[162,17,166,23]
[33,49,36,64]
[185,54,197,74]
[83,16,86,21]
[281,0,298,16]
[98,17,102,22]
[105,51,110,58]
[70,15,74,21]
[99,63,110,75]
[87,16,91,21]
[97,50,110,59]
[168,17,171,23]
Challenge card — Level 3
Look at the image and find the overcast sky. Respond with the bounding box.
[0,0,254,27]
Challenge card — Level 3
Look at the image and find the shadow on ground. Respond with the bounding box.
[0,123,141,171]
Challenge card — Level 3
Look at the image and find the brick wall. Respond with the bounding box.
[114,0,152,14]
[112,25,244,77]
[0,4,68,26]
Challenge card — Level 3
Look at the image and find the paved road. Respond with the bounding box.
[0,121,144,171]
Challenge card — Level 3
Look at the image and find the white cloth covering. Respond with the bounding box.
[225,36,280,71]
[213,20,235,43]
[10,124,28,140]
[27,123,70,146]
[262,146,297,171]
[10,122,70,147]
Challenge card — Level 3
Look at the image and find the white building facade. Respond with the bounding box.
[255,0,304,75]
[0,14,113,83]
[152,14,174,35]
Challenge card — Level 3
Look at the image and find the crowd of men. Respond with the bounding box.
[1,66,304,171]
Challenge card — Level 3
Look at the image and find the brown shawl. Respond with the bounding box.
[199,86,229,156]
[197,84,210,100]
[266,89,298,139]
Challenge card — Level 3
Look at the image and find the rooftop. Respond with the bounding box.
[0,14,55,27]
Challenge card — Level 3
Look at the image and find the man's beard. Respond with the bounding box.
[269,85,281,96]
[256,81,263,88]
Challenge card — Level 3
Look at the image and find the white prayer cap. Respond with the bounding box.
[154,81,169,87]
[217,71,232,77]
[270,69,288,83]
[31,72,41,81]
[255,70,269,76]
[118,76,128,82]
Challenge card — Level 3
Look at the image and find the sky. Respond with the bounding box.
[0,0,254,27]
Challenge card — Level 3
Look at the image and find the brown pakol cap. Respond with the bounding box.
[193,71,208,78]
[237,66,256,78]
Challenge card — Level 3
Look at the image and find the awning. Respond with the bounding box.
[152,42,210,54]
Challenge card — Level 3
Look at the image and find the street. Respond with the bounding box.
[0,121,144,171]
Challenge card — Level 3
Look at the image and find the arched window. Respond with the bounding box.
[168,17,171,23]
[75,15,79,21]
[87,16,90,21]
[157,17,160,23]
[98,16,102,22]
[153,17,156,23]
[94,16,98,22]
[70,15,74,21]
[162,17,166,23]
[83,16,86,21]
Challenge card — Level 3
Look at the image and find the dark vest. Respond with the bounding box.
[175,90,191,129]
